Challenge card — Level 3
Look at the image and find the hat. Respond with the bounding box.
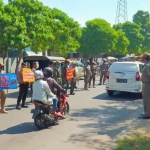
[21,62,26,66]
[55,60,61,64]
[0,62,4,66]
[32,61,38,64]
[65,59,70,63]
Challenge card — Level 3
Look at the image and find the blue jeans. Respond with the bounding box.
[52,97,58,112]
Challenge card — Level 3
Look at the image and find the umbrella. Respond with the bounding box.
[106,56,116,61]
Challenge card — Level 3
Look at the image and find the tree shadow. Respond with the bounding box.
[68,101,143,149]
[0,122,38,134]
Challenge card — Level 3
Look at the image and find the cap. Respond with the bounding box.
[55,60,61,64]
[21,62,26,66]
[65,59,70,63]
[0,62,4,66]
[103,59,107,61]
[32,61,38,64]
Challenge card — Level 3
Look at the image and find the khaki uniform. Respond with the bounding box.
[89,64,97,87]
[53,66,60,83]
[70,68,76,94]
[99,62,109,84]
[141,62,150,117]
[84,64,91,90]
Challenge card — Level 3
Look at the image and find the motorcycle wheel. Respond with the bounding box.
[34,115,47,130]
[62,102,69,119]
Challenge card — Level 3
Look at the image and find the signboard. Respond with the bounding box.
[66,68,75,80]
[0,74,17,89]
[22,68,35,82]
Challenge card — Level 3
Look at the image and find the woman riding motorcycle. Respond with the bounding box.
[32,70,63,117]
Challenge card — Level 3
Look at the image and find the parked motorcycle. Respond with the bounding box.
[30,92,69,129]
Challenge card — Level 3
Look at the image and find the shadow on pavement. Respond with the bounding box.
[93,92,142,101]
[0,122,38,134]
[68,101,143,149]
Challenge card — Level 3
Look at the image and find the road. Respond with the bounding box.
[0,77,143,150]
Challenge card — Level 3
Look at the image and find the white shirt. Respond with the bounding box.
[32,79,56,104]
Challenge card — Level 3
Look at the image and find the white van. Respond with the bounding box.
[105,62,144,96]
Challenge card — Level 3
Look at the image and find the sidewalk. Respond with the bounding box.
[104,118,150,150]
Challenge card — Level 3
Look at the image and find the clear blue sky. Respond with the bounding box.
[3,0,150,26]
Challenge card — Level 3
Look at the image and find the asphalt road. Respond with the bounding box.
[0,77,143,150]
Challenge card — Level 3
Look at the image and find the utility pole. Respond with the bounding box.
[115,0,128,24]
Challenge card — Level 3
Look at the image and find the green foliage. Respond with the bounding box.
[78,18,118,56]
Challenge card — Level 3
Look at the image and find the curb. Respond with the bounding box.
[102,118,142,150]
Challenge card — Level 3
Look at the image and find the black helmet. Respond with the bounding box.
[43,67,53,77]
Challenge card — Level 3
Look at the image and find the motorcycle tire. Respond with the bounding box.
[62,102,69,119]
[34,115,47,130]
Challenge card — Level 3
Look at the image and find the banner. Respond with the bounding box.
[66,68,75,80]
[0,74,17,89]
[22,68,35,82]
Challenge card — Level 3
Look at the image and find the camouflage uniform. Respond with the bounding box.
[99,60,109,85]
[53,61,61,84]
[84,61,91,90]
[89,62,97,88]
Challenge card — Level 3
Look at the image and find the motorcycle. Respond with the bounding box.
[30,92,69,129]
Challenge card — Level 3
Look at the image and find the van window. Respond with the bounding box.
[109,63,138,73]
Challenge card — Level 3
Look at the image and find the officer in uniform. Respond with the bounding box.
[98,59,109,85]
[89,61,97,88]
[139,53,150,119]
[84,60,91,91]
[61,59,70,96]
[53,61,61,83]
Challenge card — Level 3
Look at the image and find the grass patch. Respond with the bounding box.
[113,134,150,150]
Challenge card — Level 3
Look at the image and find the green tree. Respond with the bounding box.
[113,22,144,54]
[78,18,118,57]
[133,10,150,52]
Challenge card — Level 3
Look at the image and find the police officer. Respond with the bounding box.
[53,61,61,83]
[98,59,109,85]
[139,53,150,119]
[61,59,70,96]
[70,62,76,95]
[84,60,91,91]
[89,61,97,88]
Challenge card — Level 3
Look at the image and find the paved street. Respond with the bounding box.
[0,77,143,150]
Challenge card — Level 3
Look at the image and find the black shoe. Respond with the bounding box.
[75,87,77,89]
[66,94,69,97]
[138,115,150,119]
[30,100,33,103]
[140,113,145,116]
[98,83,101,85]
[70,92,75,95]
[21,105,28,108]
[16,105,21,110]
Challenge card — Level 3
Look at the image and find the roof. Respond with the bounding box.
[23,55,65,61]
[114,61,144,65]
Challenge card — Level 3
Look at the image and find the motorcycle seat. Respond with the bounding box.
[33,100,48,106]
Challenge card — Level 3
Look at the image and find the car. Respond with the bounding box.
[69,61,84,78]
[105,61,144,97]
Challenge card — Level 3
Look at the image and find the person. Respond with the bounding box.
[0,62,8,113]
[16,62,29,110]
[139,53,150,119]
[84,60,91,91]
[98,59,109,85]
[32,70,63,117]
[53,61,61,83]
[43,67,66,116]
[70,62,76,95]
[30,61,38,103]
[48,61,55,70]
[61,59,70,96]
[89,61,97,88]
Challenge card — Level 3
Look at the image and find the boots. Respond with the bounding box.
[1,98,8,113]
[16,102,21,110]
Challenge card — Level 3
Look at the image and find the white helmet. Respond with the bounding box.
[34,70,43,80]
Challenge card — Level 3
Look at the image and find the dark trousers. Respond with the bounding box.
[17,83,29,105]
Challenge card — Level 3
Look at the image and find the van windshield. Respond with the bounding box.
[109,63,138,73]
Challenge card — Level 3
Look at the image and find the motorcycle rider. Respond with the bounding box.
[43,67,66,116]
[32,70,63,117]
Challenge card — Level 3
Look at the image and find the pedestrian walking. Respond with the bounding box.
[139,53,150,119]
[84,60,91,91]
[98,59,109,85]
[89,61,97,88]
[0,62,8,113]
[16,62,29,110]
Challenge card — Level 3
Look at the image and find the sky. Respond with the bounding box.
[3,0,150,26]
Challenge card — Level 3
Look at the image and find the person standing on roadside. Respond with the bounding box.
[70,62,76,95]
[48,61,54,70]
[139,53,150,119]
[98,59,109,85]
[84,60,91,91]
[16,62,29,110]
[0,63,8,113]
[89,61,97,88]
[53,61,61,83]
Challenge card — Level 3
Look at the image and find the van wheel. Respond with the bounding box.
[107,90,114,97]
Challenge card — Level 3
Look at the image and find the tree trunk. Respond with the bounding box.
[15,51,22,73]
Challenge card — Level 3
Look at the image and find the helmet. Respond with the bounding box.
[103,59,107,62]
[34,70,43,80]
[43,67,53,77]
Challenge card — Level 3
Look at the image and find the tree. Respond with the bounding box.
[133,10,150,52]
[78,18,118,57]
[113,22,144,54]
